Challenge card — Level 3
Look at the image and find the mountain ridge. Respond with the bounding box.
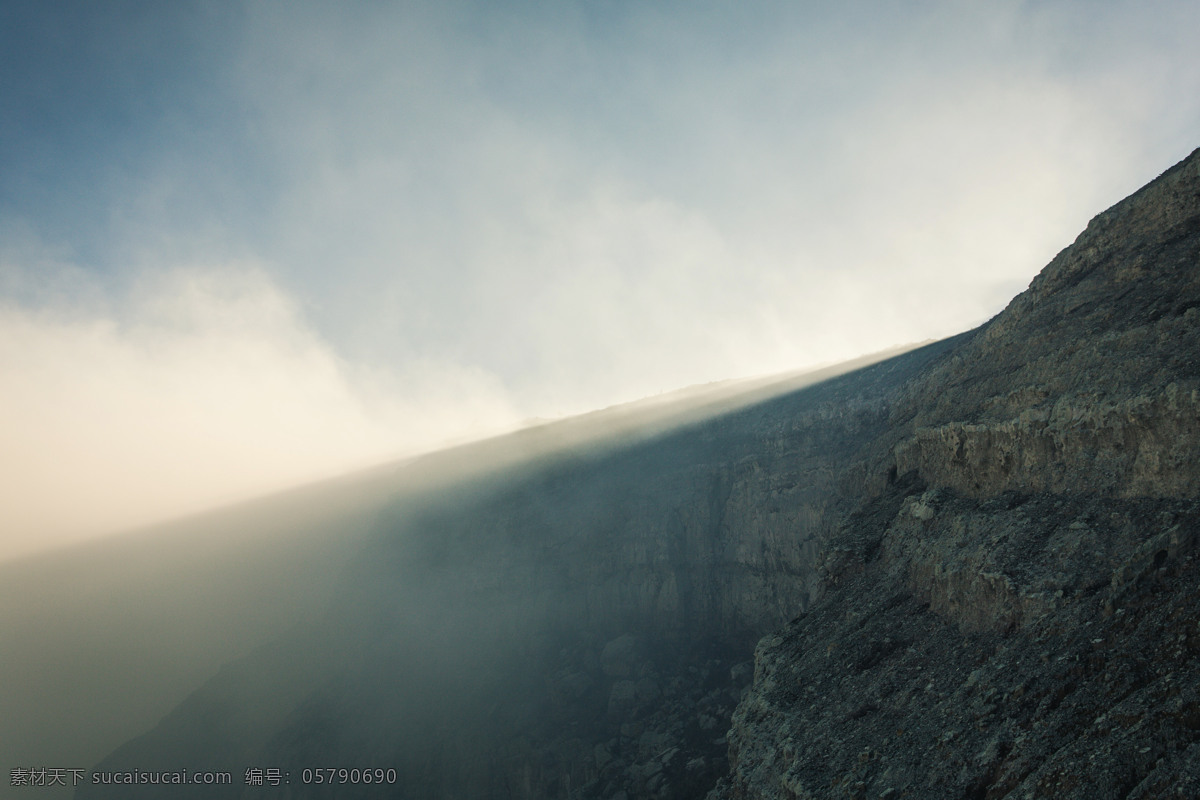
[77,146,1200,799]
[715,146,1200,798]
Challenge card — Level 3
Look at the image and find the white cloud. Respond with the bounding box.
[213,0,1200,411]
[0,263,519,560]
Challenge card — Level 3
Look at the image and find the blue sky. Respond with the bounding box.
[2,0,1198,555]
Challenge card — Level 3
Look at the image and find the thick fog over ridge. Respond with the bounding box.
[3,0,1200,556]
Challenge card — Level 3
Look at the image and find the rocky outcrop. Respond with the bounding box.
[717,489,1200,799]
[893,384,1200,499]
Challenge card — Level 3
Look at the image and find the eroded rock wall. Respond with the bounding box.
[715,149,1200,799]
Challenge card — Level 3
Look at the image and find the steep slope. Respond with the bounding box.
[78,337,964,799]
[715,149,1200,798]
[8,368,845,800]
[77,147,1200,800]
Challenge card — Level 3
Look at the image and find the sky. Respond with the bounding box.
[2,0,1199,558]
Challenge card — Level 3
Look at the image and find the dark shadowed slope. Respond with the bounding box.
[77,148,1200,800]
[1,339,919,800]
[74,338,964,799]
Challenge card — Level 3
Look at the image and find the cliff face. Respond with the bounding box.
[82,337,962,800]
[80,149,1200,800]
[716,149,1200,798]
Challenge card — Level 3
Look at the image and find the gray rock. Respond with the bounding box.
[608,680,638,716]
[719,147,1200,799]
[601,635,643,678]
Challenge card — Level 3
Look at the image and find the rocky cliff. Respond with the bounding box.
[714,149,1200,798]
[80,148,1200,800]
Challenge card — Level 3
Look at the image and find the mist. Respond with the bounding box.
[0,347,905,798]
[2,3,1199,798]
[3,0,1199,557]
[0,264,520,559]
